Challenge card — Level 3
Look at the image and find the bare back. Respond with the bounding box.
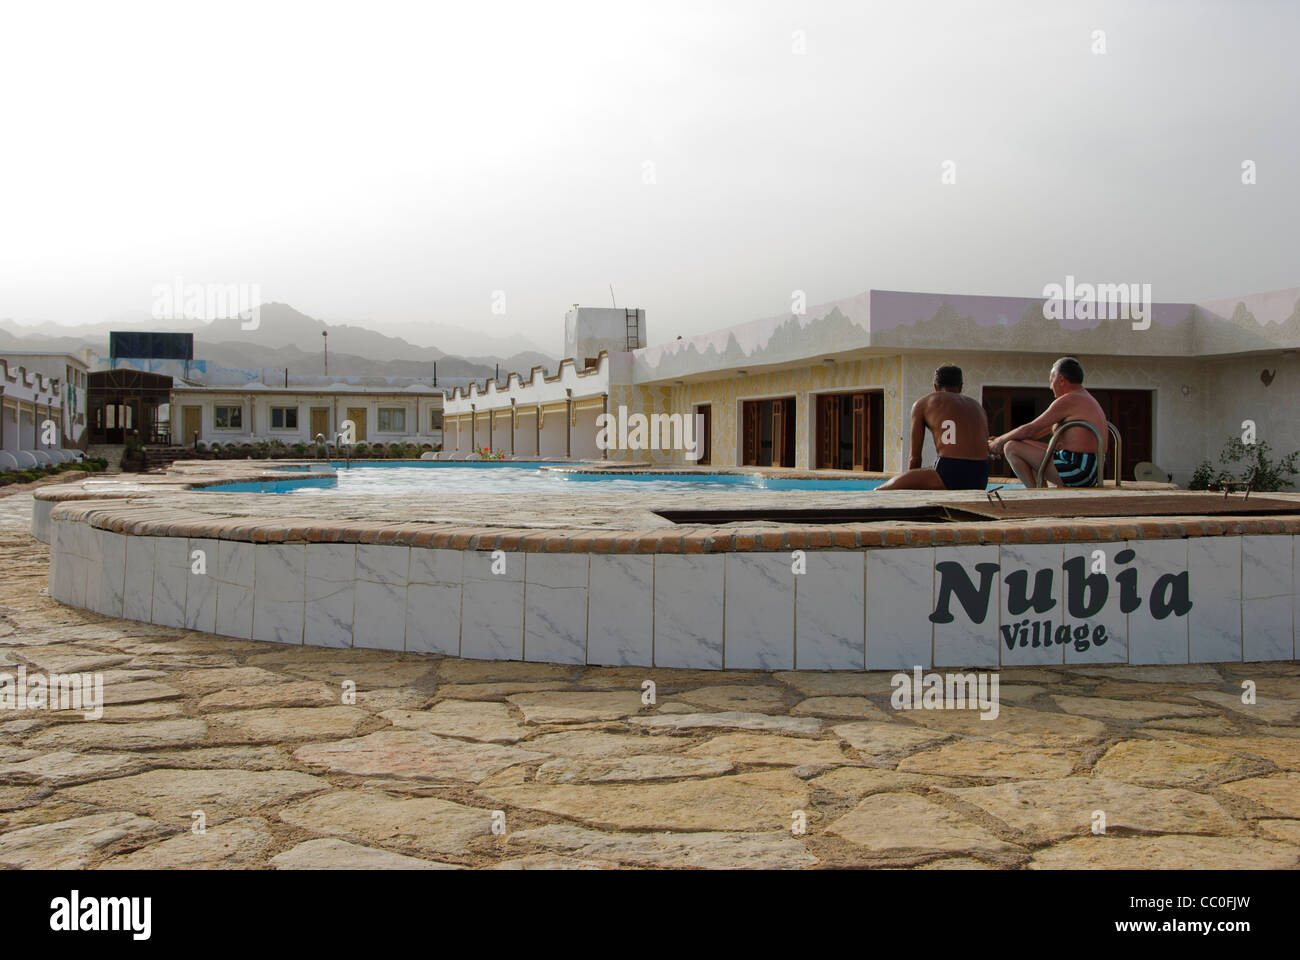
[1048,388,1107,453]
[919,391,989,460]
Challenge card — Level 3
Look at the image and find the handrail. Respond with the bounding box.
[1035,419,1120,488]
[1107,421,1122,487]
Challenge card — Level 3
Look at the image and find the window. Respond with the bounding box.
[378,407,406,432]
[430,409,443,431]
[214,405,242,429]
[271,406,299,430]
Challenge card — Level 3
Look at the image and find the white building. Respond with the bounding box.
[0,352,87,469]
[169,382,444,449]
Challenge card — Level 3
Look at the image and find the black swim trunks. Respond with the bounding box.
[1053,449,1099,487]
[934,457,990,490]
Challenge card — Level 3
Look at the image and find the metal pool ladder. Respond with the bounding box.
[1035,420,1123,488]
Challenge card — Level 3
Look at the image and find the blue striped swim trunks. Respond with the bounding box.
[1053,449,1098,487]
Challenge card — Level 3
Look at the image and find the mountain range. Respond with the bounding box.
[0,304,557,383]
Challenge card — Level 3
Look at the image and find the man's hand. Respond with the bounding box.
[988,435,1005,455]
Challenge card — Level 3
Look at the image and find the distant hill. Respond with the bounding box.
[0,303,558,382]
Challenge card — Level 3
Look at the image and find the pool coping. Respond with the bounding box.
[31,459,1300,552]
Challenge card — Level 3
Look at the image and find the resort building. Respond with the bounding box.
[168,382,444,448]
[77,334,445,452]
[0,352,87,466]
[443,287,1300,484]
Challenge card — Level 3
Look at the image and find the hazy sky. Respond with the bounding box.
[1,0,1296,354]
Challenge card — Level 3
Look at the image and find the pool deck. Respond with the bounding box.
[29,459,1300,550]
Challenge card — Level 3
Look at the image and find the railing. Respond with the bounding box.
[1035,419,1123,488]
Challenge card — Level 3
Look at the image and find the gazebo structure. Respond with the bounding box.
[87,369,173,445]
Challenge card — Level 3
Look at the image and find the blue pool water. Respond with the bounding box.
[195,461,1021,495]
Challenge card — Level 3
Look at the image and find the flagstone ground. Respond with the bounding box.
[1,492,1298,869]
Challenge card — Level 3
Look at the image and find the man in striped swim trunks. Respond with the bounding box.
[988,356,1108,488]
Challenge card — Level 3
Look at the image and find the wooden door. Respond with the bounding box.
[347,407,367,442]
[772,400,785,467]
[182,406,201,447]
[696,406,712,465]
[851,394,865,470]
[817,396,836,468]
[1101,390,1152,481]
[310,407,330,441]
[742,402,760,465]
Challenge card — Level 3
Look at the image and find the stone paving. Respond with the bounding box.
[2,492,1299,869]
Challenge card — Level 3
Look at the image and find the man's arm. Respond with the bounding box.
[908,399,927,469]
[990,395,1071,451]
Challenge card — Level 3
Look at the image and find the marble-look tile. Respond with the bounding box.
[306,543,356,587]
[1243,535,1291,599]
[1061,541,1130,664]
[151,537,189,629]
[1244,595,1292,662]
[724,553,794,670]
[587,555,653,667]
[305,585,354,649]
[461,579,524,660]
[930,546,999,668]
[795,551,864,670]
[304,544,356,649]
[50,518,71,558]
[524,555,588,665]
[30,500,51,544]
[409,547,463,586]
[83,530,104,609]
[63,556,88,610]
[252,544,304,645]
[654,555,724,669]
[353,580,407,651]
[997,544,1065,666]
[356,545,410,585]
[1188,536,1242,663]
[47,525,70,604]
[866,548,934,670]
[215,583,253,640]
[183,538,219,634]
[464,550,522,583]
[122,536,155,623]
[406,583,461,655]
[1126,539,1190,665]
[526,553,589,590]
[97,531,127,619]
[217,540,254,587]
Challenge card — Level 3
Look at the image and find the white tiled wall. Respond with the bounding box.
[44,519,1300,670]
[725,553,795,670]
[1242,536,1293,662]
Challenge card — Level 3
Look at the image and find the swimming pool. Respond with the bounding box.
[195,460,1021,495]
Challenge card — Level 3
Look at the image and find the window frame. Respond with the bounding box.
[214,405,243,430]
[270,405,299,431]
[377,407,406,433]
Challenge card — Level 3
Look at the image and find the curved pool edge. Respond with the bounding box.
[32,465,1300,671]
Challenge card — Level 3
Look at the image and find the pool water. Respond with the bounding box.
[198,461,1021,495]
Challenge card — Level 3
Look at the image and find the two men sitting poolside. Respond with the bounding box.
[878,356,1107,491]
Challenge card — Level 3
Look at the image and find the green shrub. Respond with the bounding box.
[352,442,369,457]
[1188,437,1300,492]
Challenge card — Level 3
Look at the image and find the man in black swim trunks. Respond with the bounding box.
[988,356,1107,488]
[879,364,991,491]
